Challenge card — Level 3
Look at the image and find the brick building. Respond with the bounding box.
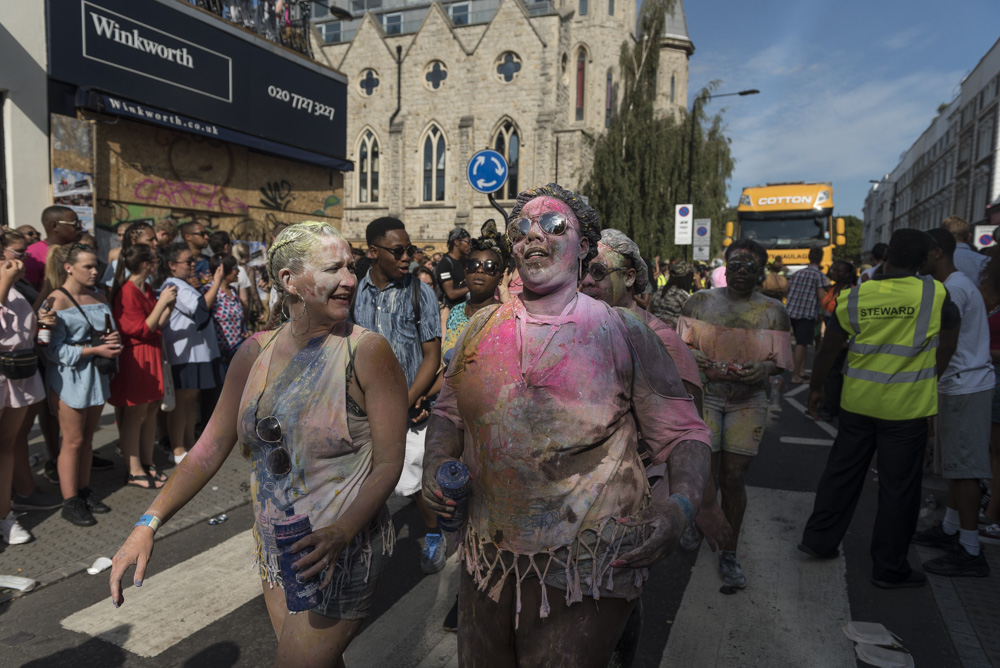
[311,0,693,246]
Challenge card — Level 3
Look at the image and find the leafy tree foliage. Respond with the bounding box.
[583,0,734,261]
[833,214,864,263]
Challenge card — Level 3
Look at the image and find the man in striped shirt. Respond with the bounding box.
[785,248,830,383]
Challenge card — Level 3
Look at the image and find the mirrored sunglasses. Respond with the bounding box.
[506,212,569,243]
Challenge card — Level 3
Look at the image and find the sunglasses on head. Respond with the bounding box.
[465,258,501,276]
[506,212,569,243]
[255,416,292,478]
[375,244,418,261]
[586,262,625,282]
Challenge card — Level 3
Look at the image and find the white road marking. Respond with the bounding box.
[345,556,461,667]
[784,396,841,438]
[661,486,853,668]
[783,383,810,398]
[780,436,835,446]
[61,530,260,658]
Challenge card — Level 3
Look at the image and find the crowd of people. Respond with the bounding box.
[2,191,1000,665]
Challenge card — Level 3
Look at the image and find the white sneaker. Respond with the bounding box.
[0,511,33,545]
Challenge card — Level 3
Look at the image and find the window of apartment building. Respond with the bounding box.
[493,121,520,199]
[579,0,588,16]
[608,0,614,14]
[496,52,522,83]
[575,48,586,122]
[450,2,470,25]
[384,13,402,34]
[318,22,341,43]
[352,0,382,12]
[425,61,448,90]
[359,69,380,96]
[977,116,994,160]
[670,74,675,103]
[358,130,380,203]
[423,125,446,202]
[605,71,613,128]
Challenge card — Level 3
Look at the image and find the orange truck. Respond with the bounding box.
[724,182,845,271]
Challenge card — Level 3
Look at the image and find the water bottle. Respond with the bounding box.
[436,460,471,532]
[273,512,321,612]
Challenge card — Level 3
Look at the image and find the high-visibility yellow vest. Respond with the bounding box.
[836,275,946,420]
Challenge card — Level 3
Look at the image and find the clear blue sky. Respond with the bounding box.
[684,0,1000,219]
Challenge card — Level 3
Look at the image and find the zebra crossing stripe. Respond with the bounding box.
[345,555,461,667]
[60,530,260,658]
[660,486,853,667]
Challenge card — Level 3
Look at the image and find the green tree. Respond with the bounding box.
[583,0,734,262]
[832,214,864,263]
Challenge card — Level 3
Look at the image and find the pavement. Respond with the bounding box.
[0,404,252,600]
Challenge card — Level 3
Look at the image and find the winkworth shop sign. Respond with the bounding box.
[47,0,347,162]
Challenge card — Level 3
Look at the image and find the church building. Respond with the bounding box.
[312,0,693,245]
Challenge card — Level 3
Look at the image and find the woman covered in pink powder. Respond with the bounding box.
[422,184,712,666]
[108,222,408,667]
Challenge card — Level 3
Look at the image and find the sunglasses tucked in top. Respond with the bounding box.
[255,415,293,478]
[375,244,419,261]
[464,258,501,276]
[506,212,569,243]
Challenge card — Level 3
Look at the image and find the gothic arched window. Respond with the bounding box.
[422,125,446,202]
[493,121,520,200]
[358,130,379,203]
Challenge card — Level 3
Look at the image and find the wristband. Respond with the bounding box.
[668,494,695,529]
[134,514,162,533]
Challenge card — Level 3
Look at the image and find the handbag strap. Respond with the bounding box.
[57,287,100,338]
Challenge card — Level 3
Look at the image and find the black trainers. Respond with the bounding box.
[80,487,110,514]
[91,454,114,471]
[43,460,59,484]
[923,544,991,578]
[912,523,959,549]
[443,597,458,632]
[871,569,927,589]
[62,496,96,527]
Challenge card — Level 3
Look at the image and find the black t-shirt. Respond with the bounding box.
[433,255,468,308]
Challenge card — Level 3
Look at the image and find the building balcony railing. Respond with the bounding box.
[187,0,316,58]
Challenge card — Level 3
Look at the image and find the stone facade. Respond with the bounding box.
[316,0,692,246]
[864,37,1000,250]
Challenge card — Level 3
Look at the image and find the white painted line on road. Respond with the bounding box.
[783,383,809,398]
[661,486,852,667]
[784,396,840,439]
[780,436,835,447]
[61,530,260,658]
[345,554,461,667]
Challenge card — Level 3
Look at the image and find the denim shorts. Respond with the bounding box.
[311,511,391,621]
[702,383,769,456]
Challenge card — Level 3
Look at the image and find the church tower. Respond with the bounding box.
[655,1,694,117]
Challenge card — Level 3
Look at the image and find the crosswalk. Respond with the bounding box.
[56,488,859,666]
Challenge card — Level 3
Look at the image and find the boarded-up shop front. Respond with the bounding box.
[46,0,351,250]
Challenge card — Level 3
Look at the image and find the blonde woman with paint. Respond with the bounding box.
[109,222,408,667]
